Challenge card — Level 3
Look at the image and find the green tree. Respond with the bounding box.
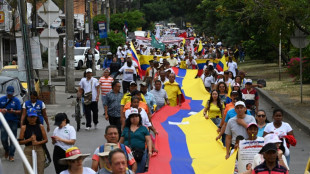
[93,14,107,31]
[110,10,146,32]
[104,32,126,54]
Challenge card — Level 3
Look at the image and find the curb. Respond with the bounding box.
[256,88,310,135]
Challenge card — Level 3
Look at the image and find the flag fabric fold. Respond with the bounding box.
[151,34,165,51]
[216,56,228,72]
[130,42,143,79]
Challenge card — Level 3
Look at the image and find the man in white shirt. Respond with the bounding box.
[227,56,238,77]
[114,57,137,93]
[186,56,197,69]
[79,68,100,130]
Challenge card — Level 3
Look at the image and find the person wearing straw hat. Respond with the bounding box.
[18,108,48,174]
[59,147,96,174]
[97,143,134,174]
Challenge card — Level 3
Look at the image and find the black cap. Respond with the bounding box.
[259,143,277,154]
[129,90,141,96]
[54,113,67,126]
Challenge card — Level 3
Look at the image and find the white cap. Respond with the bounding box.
[86,68,92,73]
[235,101,246,107]
[208,62,214,66]
[264,133,282,145]
[128,108,140,116]
[246,79,253,84]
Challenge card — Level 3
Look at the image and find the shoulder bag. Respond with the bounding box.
[84,79,93,105]
[128,127,144,162]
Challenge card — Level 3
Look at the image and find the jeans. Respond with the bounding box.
[211,117,221,127]
[285,154,290,166]
[0,121,18,157]
[84,101,99,128]
[101,95,107,110]
[136,149,148,173]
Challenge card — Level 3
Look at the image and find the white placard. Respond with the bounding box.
[237,138,264,173]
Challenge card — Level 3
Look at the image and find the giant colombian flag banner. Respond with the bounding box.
[145,68,236,174]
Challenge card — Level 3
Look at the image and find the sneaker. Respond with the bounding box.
[4,151,8,159]
[85,127,90,131]
[9,156,14,162]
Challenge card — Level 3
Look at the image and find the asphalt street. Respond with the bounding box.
[1,83,309,174]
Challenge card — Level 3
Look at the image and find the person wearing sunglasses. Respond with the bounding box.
[255,110,269,137]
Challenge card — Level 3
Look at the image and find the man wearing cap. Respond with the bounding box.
[114,56,137,94]
[150,80,169,111]
[225,101,256,159]
[252,143,288,174]
[253,134,289,171]
[140,82,156,113]
[241,79,259,116]
[79,68,100,130]
[164,73,182,107]
[103,52,113,69]
[0,86,21,161]
[144,60,156,90]
[91,125,137,173]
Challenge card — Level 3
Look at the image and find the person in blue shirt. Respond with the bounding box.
[0,86,22,161]
[103,52,113,69]
[20,91,50,132]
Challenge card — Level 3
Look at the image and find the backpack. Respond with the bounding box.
[99,143,129,161]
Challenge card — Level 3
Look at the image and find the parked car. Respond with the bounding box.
[56,47,100,70]
[0,76,27,104]
[0,65,40,94]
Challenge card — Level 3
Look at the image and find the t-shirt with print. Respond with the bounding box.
[200,74,215,88]
[225,115,256,145]
[119,64,137,82]
[79,77,100,101]
[53,124,76,151]
[263,122,293,138]
[60,167,96,174]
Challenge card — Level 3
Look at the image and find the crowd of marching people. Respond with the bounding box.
[0,34,297,174]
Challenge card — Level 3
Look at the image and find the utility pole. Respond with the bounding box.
[58,36,64,76]
[65,0,76,93]
[18,0,35,94]
[88,0,96,75]
[106,0,110,33]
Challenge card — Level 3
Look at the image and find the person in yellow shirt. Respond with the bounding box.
[164,73,182,106]
[203,90,224,127]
